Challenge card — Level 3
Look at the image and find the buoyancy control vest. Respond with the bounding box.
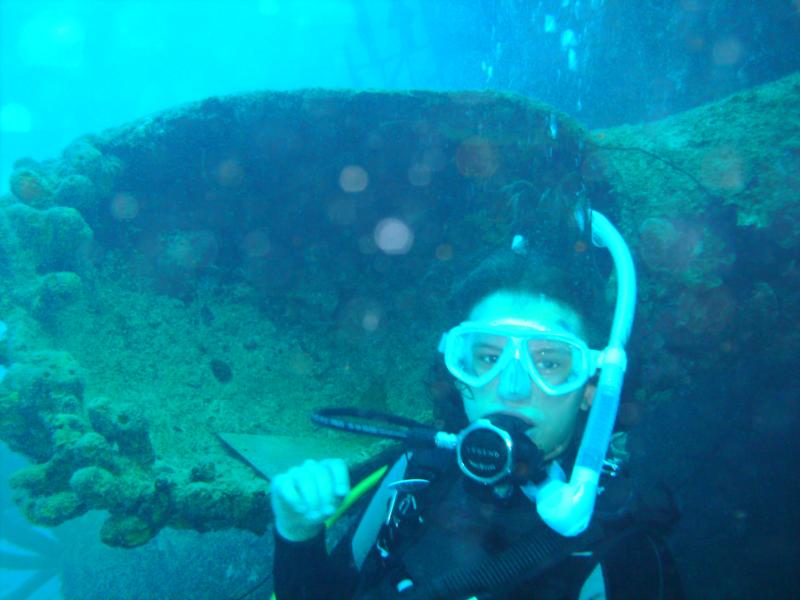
[350,446,633,600]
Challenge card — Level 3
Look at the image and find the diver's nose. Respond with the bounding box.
[497,359,532,402]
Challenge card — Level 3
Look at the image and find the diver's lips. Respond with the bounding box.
[493,411,538,428]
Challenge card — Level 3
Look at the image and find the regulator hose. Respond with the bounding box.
[311,407,440,446]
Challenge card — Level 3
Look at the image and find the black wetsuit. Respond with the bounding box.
[273,448,684,599]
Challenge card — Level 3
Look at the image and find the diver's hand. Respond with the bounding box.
[270,458,350,542]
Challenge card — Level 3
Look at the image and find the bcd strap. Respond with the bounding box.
[401,521,603,600]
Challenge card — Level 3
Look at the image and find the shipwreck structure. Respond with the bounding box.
[1,75,798,559]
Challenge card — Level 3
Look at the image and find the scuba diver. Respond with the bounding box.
[269,197,684,599]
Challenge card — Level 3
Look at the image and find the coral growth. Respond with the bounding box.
[9,166,55,209]
[3,204,92,274]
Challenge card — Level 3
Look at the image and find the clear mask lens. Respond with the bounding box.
[445,324,593,395]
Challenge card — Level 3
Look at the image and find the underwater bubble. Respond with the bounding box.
[567,48,578,71]
[365,131,384,151]
[640,348,687,389]
[214,159,245,187]
[374,218,414,255]
[19,13,85,68]
[580,150,609,182]
[435,244,454,261]
[455,136,499,178]
[549,113,558,139]
[637,217,680,271]
[544,15,557,33]
[242,245,293,289]
[0,103,32,133]
[408,163,432,187]
[326,196,357,226]
[422,147,447,172]
[358,234,377,255]
[685,34,706,52]
[712,36,745,66]
[336,297,383,342]
[752,389,799,436]
[699,146,746,193]
[362,310,381,332]
[373,255,391,273]
[241,230,271,258]
[617,403,644,428]
[110,193,139,221]
[286,349,315,376]
[676,287,735,335]
[560,29,577,49]
[10,168,52,205]
[257,0,281,15]
[339,165,369,193]
[638,217,704,273]
[681,0,704,10]
[164,231,219,271]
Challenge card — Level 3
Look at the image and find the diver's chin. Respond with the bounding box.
[543,443,567,462]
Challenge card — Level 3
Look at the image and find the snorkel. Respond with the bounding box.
[528,209,637,536]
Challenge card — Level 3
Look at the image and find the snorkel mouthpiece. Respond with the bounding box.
[520,210,636,537]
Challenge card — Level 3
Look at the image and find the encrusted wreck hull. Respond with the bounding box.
[0,76,797,558]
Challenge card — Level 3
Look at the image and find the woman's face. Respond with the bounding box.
[460,290,595,461]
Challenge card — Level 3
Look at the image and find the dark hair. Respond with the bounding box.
[449,244,609,345]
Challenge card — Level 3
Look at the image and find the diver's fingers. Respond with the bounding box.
[279,462,320,515]
[322,458,350,498]
[293,460,325,519]
[308,460,336,516]
[273,458,350,521]
[272,471,306,513]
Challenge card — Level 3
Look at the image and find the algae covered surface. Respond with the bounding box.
[0,77,798,582]
[591,73,800,404]
[0,89,596,547]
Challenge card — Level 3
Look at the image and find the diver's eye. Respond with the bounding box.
[471,351,500,375]
[477,353,500,365]
[535,358,560,371]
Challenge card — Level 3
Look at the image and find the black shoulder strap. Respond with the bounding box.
[591,526,685,600]
[402,520,603,600]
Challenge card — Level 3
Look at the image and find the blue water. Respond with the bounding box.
[3,1,800,192]
[2,2,800,599]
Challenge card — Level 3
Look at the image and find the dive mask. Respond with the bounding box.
[438,318,602,396]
